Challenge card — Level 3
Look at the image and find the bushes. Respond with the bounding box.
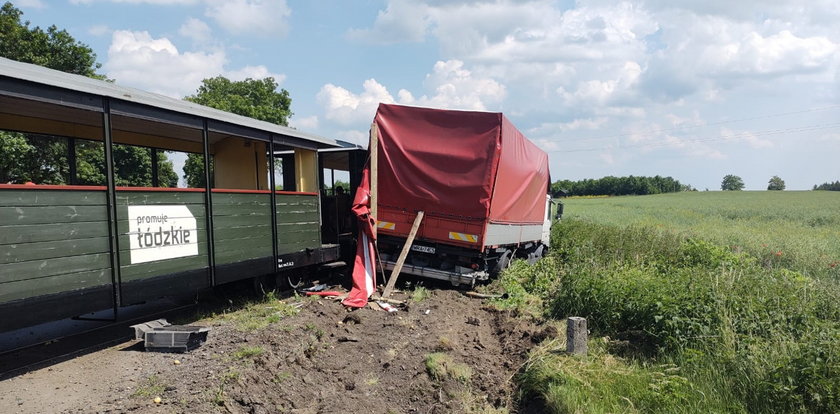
[517,219,840,413]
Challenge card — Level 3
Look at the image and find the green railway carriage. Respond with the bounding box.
[0,58,344,332]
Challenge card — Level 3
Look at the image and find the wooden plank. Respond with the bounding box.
[0,190,107,207]
[277,241,319,255]
[277,227,319,241]
[0,237,109,265]
[213,215,275,228]
[0,252,111,283]
[116,220,207,236]
[117,204,205,220]
[116,192,205,205]
[213,225,272,241]
[382,211,424,298]
[370,122,378,226]
[275,214,318,225]
[118,242,209,262]
[0,270,111,303]
[119,253,209,282]
[214,246,274,264]
[0,221,109,244]
[211,203,272,216]
[0,205,107,225]
[211,192,272,205]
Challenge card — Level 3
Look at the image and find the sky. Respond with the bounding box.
[12,0,840,190]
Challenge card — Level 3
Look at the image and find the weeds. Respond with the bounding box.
[211,292,300,332]
[411,285,430,302]
[425,352,472,384]
[132,375,167,398]
[233,346,264,360]
[510,208,840,413]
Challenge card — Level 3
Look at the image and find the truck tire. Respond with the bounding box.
[493,250,512,276]
[527,244,547,265]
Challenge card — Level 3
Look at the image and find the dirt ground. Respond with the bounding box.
[0,287,553,413]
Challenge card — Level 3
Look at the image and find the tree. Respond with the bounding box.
[721,174,745,191]
[0,3,177,187]
[182,76,293,186]
[767,176,785,191]
[0,2,103,78]
[185,76,292,126]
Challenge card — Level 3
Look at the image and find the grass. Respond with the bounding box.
[560,191,840,280]
[411,285,431,302]
[233,346,264,360]
[132,375,167,398]
[425,352,473,384]
[500,191,840,413]
[208,291,300,331]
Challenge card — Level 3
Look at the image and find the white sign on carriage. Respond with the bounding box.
[128,205,199,264]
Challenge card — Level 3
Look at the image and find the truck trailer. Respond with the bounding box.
[371,103,554,286]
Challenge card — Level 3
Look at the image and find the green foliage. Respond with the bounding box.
[768,175,786,191]
[183,153,209,188]
[560,192,840,280]
[410,285,430,302]
[521,215,840,413]
[520,340,727,413]
[132,375,167,398]
[424,352,472,383]
[233,346,264,360]
[0,132,66,184]
[184,76,292,126]
[721,174,745,191]
[0,2,104,78]
[552,175,689,197]
[813,180,840,191]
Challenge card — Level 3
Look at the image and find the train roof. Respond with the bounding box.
[0,57,339,149]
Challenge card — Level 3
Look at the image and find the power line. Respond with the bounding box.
[549,122,840,153]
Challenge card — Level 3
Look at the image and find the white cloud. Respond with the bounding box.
[205,0,291,37]
[317,79,396,126]
[414,60,505,110]
[347,0,430,44]
[179,17,212,43]
[317,60,505,127]
[105,30,281,98]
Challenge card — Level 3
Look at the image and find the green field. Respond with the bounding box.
[495,191,840,413]
[562,191,840,279]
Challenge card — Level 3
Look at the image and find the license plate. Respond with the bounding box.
[411,245,436,254]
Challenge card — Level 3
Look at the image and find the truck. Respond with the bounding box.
[371,103,555,286]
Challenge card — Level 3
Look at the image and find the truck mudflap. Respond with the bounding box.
[380,260,489,286]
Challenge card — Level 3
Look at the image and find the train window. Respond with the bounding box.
[110,114,204,188]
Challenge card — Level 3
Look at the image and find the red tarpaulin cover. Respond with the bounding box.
[342,166,377,308]
[374,103,549,225]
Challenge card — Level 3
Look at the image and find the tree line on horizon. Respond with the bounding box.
[551,175,691,197]
[813,181,840,191]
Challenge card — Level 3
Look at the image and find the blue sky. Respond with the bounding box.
[14,0,840,190]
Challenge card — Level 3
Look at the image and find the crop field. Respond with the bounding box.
[495,191,840,413]
[562,191,840,279]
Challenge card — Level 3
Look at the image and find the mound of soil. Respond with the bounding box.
[1,289,548,413]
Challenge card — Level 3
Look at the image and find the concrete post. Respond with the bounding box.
[567,317,588,355]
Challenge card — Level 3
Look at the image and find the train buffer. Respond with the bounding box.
[131,319,210,353]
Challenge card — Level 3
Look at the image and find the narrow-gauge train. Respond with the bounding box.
[0,58,365,333]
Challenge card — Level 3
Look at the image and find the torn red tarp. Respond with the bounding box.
[342,165,377,308]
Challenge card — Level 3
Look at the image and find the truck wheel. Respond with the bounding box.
[493,250,512,276]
